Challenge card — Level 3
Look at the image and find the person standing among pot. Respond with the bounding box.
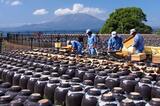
[86,29,97,56]
[130,29,144,53]
[67,40,83,55]
[107,31,123,52]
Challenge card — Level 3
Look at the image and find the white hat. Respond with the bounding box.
[130,29,136,35]
[111,31,117,37]
[67,40,71,45]
[86,29,92,34]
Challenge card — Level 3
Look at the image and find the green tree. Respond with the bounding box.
[100,7,152,34]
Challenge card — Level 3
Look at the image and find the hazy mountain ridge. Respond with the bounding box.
[0,13,105,32]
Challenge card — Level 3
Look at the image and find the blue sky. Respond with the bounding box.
[0,0,159,28]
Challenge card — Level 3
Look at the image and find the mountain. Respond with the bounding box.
[0,14,105,32]
[152,26,160,33]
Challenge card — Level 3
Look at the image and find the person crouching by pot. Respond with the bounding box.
[130,29,144,53]
[107,31,123,52]
[67,40,83,55]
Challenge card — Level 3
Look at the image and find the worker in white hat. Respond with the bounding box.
[107,31,123,52]
[130,29,144,53]
[86,29,97,56]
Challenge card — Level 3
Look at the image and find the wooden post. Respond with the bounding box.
[30,37,33,50]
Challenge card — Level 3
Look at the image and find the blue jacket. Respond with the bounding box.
[71,40,82,50]
[87,34,97,49]
[108,36,123,51]
[133,33,144,53]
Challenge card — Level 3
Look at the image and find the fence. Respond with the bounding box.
[4,33,88,50]
[2,33,160,51]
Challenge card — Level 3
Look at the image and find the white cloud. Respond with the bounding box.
[11,0,22,6]
[1,0,22,6]
[33,9,49,16]
[54,3,105,19]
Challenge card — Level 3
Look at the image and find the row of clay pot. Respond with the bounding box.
[0,82,53,106]
[0,50,160,106]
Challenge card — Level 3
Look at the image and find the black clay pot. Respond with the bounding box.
[41,71,50,78]
[0,64,8,69]
[52,64,59,73]
[152,81,160,98]
[94,71,108,85]
[66,66,76,78]
[12,69,25,86]
[24,93,42,106]
[129,73,141,82]
[143,75,155,83]
[0,68,4,79]
[148,98,160,106]
[97,92,119,106]
[75,69,87,80]
[6,68,19,85]
[27,74,41,93]
[112,87,126,102]
[1,69,9,82]
[44,65,53,72]
[128,92,146,106]
[35,68,43,74]
[34,77,49,97]
[156,75,160,81]
[149,73,157,82]
[44,79,60,103]
[19,71,33,89]
[0,95,12,106]
[50,72,59,78]
[28,67,35,70]
[120,98,135,106]
[58,64,68,76]
[5,86,21,99]
[120,76,137,94]
[10,100,24,106]
[130,71,143,80]
[23,65,29,69]
[0,90,5,97]
[94,67,102,74]
[135,78,152,101]
[104,68,113,74]
[54,82,70,106]
[110,66,119,73]
[70,77,82,86]
[38,99,52,106]
[66,85,84,106]
[81,88,101,106]
[0,82,11,93]
[83,69,95,82]
[95,83,109,94]
[117,70,130,77]
[14,63,21,67]
[0,79,3,85]
[82,80,94,92]
[60,74,71,83]
[105,73,120,90]
[14,89,32,102]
